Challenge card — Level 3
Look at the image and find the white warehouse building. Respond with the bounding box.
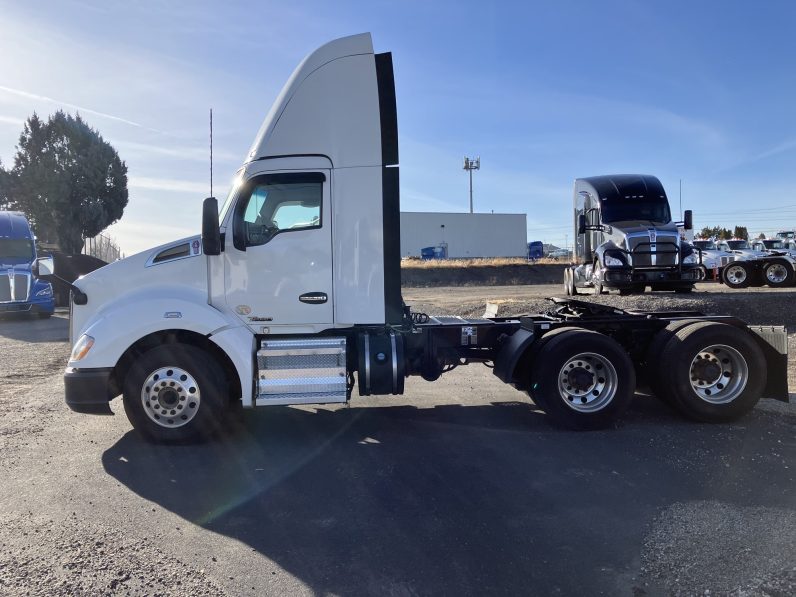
[400,212,528,258]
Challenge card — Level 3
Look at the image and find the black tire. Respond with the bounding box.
[528,329,635,430]
[762,259,794,288]
[592,262,605,295]
[657,322,766,422]
[674,286,694,294]
[570,269,580,295]
[122,343,231,443]
[644,320,703,405]
[521,327,582,409]
[722,262,751,289]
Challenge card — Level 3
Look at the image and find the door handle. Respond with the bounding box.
[299,292,328,304]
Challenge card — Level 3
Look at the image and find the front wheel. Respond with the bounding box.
[122,343,232,443]
[763,260,794,288]
[592,262,606,295]
[722,262,751,289]
[528,329,635,430]
[657,322,766,422]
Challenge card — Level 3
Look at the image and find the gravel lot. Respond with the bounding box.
[1,284,794,596]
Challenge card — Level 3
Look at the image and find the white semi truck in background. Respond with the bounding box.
[63,34,788,442]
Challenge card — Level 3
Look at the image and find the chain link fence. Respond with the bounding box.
[82,233,123,262]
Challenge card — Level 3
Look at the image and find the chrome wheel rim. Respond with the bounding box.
[688,344,748,404]
[725,265,746,285]
[765,263,788,284]
[140,366,201,428]
[557,352,618,412]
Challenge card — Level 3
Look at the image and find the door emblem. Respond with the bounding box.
[236,305,252,315]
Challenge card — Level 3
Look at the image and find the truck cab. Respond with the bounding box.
[0,211,55,318]
[565,175,701,295]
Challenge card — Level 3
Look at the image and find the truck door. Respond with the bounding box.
[224,171,333,329]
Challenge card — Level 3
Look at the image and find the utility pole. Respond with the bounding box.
[463,156,480,213]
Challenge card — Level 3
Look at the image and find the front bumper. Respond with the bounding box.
[64,367,115,415]
[0,295,55,315]
[601,266,702,289]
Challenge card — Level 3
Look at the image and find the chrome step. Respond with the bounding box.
[256,337,347,406]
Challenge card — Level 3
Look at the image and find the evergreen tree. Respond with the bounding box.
[5,111,128,253]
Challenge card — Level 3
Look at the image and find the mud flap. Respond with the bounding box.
[748,326,789,402]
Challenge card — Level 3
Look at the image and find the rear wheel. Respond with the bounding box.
[657,322,766,422]
[122,343,232,443]
[723,262,751,289]
[528,329,635,430]
[644,320,702,405]
[763,259,794,288]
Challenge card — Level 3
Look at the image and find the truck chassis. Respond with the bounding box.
[68,297,789,442]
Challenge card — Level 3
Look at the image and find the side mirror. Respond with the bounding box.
[37,256,55,276]
[577,214,587,235]
[683,209,693,231]
[202,197,221,256]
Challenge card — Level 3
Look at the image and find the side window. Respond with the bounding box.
[238,173,324,247]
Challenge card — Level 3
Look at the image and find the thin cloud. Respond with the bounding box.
[115,140,240,164]
[129,176,208,194]
[0,115,23,127]
[0,85,163,133]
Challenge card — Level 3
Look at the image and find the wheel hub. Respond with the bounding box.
[688,344,748,404]
[766,264,787,283]
[140,366,201,428]
[726,266,746,284]
[557,352,617,412]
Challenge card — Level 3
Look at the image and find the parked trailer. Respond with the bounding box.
[62,34,789,442]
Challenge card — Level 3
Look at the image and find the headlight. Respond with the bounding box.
[35,284,53,297]
[683,252,698,264]
[604,254,624,267]
[70,334,95,362]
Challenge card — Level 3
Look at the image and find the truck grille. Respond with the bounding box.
[0,271,31,302]
[627,233,679,268]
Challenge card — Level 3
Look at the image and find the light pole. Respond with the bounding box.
[463,156,480,213]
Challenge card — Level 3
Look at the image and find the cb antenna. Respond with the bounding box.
[209,108,214,198]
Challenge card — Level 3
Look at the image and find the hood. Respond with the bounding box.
[72,236,206,338]
[603,222,680,250]
[0,259,33,269]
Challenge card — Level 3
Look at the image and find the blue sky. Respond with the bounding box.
[0,0,795,254]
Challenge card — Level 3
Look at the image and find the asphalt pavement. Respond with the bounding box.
[0,310,794,596]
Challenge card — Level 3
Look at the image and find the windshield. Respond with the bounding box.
[0,238,34,261]
[763,240,784,249]
[600,198,671,225]
[693,240,717,250]
[727,240,750,250]
[218,169,245,225]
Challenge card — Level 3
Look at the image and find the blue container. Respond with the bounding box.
[421,247,436,260]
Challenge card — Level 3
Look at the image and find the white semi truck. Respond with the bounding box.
[64,34,788,442]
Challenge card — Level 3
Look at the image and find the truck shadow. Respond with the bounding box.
[102,399,795,595]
